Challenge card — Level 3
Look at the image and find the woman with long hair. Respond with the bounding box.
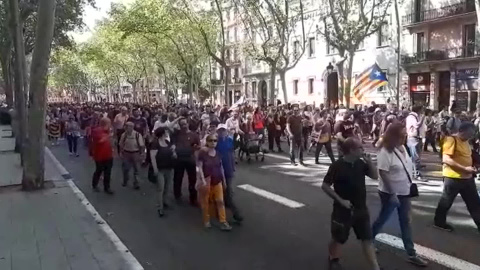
[371,122,428,267]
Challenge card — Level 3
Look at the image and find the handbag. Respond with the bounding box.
[393,148,419,198]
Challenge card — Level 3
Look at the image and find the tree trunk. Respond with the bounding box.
[22,0,56,190]
[345,52,355,108]
[224,66,231,105]
[9,0,26,159]
[1,56,14,108]
[189,65,195,106]
[131,81,137,103]
[279,69,288,104]
[269,66,276,106]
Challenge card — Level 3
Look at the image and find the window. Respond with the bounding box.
[293,40,300,57]
[416,32,425,54]
[233,48,238,62]
[252,81,257,97]
[327,41,336,54]
[234,27,238,42]
[293,80,299,95]
[234,68,239,80]
[220,69,224,81]
[226,8,230,20]
[308,78,314,94]
[377,23,389,47]
[226,49,231,62]
[357,40,365,51]
[226,30,230,42]
[464,24,476,56]
[308,37,315,57]
[245,82,249,97]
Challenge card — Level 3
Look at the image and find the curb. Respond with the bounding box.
[45,147,144,270]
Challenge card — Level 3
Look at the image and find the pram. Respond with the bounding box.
[238,133,265,163]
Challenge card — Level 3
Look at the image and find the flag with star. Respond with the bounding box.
[353,63,388,101]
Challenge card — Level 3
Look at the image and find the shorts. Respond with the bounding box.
[331,204,372,244]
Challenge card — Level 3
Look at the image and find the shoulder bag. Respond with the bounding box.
[393,148,419,198]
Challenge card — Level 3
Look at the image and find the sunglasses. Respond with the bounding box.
[207,139,218,143]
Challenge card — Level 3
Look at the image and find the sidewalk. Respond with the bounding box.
[0,125,143,270]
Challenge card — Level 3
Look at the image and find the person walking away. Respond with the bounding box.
[119,121,145,190]
[90,118,114,195]
[216,124,243,223]
[423,109,437,152]
[372,123,428,267]
[315,111,335,164]
[433,122,480,233]
[371,108,382,147]
[321,138,381,270]
[266,112,282,152]
[286,104,304,166]
[333,112,355,157]
[150,127,176,217]
[406,105,425,181]
[65,115,81,156]
[113,106,129,153]
[226,110,244,151]
[196,134,232,231]
[171,118,200,206]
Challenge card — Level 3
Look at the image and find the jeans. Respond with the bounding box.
[121,151,141,186]
[156,169,174,210]
[224,177,240,217]
[372,191,416,257]
[407,137,422,176]
[173,158,197,202]
[315,141,335,163]
[92,159,113,191]
[66,135,78,154]
[289,136,303,163]
[434,177,480,229]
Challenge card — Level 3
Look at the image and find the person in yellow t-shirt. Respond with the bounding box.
[434,122,480,233]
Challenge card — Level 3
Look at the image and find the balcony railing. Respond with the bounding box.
[401,45,480,65]
[402,1,475,25]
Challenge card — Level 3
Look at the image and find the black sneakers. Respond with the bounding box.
[433,223,454,232]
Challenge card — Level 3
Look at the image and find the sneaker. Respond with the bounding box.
[433,223,454,232]
[315,161,321,165]
[157,209,165,217]
[92,186,100,192]
[104,189,115,195]
[299,161,306,166]
[219,222,232,231]
[408,256,428,267]
[69,152,73,156]
[122,182,127,187]
[133,184,140,190]
[75,153,79,157]
[233,213,244,223]
[204,222,212,229]
[278,148,284,153]
[328,258,343,270]
[291,161,298,166]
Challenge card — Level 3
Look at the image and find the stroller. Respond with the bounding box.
[238,133,265,163]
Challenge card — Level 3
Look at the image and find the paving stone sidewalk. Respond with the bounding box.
[0,125,141,270]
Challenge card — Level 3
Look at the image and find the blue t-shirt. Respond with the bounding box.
[216,136,235,179]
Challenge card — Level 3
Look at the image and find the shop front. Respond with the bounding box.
[456,68,478,112]
[409,73,431,107]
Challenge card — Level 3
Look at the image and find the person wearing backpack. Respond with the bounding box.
[119,121,145,190]
[434,122,480,234]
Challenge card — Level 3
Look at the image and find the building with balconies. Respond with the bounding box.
[400,0,478,111]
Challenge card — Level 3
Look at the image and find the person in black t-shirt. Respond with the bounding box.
[322,138,380,270]
[334,112,355,157]
[150,127,177,217]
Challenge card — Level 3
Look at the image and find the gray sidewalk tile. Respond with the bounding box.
[0,154,22,186]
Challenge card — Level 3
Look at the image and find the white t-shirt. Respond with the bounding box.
[376,146,412,196]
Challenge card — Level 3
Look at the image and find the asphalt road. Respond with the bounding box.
[50,139,480,270]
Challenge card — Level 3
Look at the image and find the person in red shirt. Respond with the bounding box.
[90,117,114,195]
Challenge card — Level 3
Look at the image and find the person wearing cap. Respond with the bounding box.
[216,124,243,223]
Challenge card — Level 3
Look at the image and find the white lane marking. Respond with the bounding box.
[237,184,305,208]
[376,233,480,270]
[45,147,145,270]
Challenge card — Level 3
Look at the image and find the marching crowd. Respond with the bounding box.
[44,100,480,270]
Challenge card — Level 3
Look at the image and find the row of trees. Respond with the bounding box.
[0,0,94,189]
[51,0,393,108]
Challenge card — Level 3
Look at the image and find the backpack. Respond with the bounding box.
[120,132,141,151]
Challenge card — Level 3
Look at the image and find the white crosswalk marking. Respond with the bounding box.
[237,184,305,208]
[376,233,480,270]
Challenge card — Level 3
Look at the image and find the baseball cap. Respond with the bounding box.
[217,124,228,131]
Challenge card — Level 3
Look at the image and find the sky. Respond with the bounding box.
[70,0,133,43]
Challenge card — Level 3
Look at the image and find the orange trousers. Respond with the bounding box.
[199,182,227,224]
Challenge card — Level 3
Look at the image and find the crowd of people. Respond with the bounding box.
[44,100,480,269]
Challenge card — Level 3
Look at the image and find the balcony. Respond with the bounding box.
[401,45,480,65]
[402,1,475,26]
